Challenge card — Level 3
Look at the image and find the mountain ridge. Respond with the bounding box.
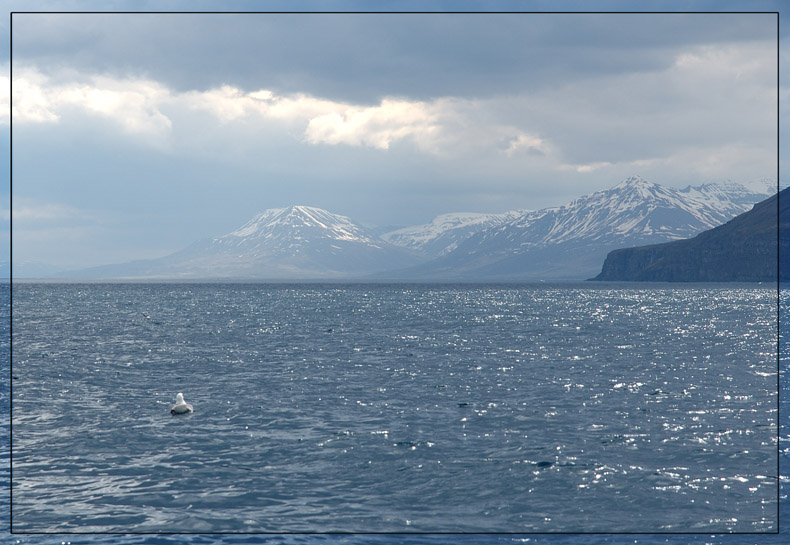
[387,176,775,280]
[30,176,776,281]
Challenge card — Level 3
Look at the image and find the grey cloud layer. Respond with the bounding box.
[11,26,776,179]
[11,13,775,102]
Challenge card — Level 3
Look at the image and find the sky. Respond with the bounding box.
[2,0,786,271]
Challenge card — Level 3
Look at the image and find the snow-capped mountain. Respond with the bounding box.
[71,206,426,279]
[499,176,773,246]
[382,211,524,257]
[216,205,383,252]
[398,176,775,281]
[58,177,775,281]
[195,205,427,278]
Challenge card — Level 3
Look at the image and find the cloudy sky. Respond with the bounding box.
[3,1,785,271]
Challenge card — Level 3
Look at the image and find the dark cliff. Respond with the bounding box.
[591,187,786,282]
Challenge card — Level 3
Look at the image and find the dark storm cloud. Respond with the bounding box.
[11,12,775,103]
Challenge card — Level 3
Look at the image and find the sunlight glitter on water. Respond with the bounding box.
[10,283,779,533]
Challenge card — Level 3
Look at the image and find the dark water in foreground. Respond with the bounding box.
[2,283,786,543]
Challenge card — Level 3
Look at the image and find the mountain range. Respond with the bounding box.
[383,176,775,280]
[35,176,775,281]
[68,206,425,280]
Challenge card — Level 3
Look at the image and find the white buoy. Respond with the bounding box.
[170,392,193,415]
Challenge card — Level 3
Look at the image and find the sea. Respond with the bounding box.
[1,282,787,543]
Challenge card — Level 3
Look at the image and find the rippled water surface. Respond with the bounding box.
[9,283,779,534]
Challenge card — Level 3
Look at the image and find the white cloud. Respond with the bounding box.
[60,75,172,135]
[6,73,58,123]
[567,161,613,174]
[7,67,553,159]
[303,98,440,150]
[502,133,548,157]
[183,84,266,122]
[182,85,448,152]
[10,198,93,226]
[9,68,173,138]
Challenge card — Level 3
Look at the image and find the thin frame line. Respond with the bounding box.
[7,9,783,536]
